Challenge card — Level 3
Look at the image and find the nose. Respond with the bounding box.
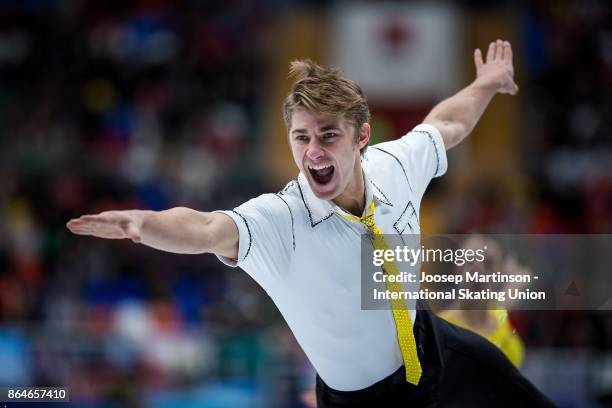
[306,140,325,161]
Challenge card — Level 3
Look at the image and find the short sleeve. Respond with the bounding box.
[214,193,293,287]
[372,123,447,198]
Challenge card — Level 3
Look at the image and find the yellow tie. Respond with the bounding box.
[338,200,422,385]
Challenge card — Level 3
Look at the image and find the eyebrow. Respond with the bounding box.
[291,125,342,134]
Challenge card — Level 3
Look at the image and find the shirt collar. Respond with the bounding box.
[296,168,393,227]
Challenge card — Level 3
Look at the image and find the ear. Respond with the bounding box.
[357,122,371,151]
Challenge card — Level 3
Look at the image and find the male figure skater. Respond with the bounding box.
[68,40,555,406]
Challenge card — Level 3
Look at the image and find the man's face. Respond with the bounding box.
[288,108,369,200]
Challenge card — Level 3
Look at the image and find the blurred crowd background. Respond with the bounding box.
[0,0,610,407]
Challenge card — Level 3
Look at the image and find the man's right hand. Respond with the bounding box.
[66,207,239,258]
[67,210,148,243]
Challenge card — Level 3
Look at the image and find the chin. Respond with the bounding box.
[311,188,339,201]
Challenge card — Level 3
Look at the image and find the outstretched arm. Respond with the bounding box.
[67,207,239,259]
[424,39,519,150]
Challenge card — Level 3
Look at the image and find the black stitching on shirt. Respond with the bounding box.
[279,180,297,195]
[369,177,393,206]
[296,179,334,227]
[370,146,414,193]
[296,180,314,226]
[412,129,440,177]
[273,193,295,251]
[393,200,417,236]
[231,209,252,261]
[317,212,335,224]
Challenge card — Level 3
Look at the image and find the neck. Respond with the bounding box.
[332,161,365,216]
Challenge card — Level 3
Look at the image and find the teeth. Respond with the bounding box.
[308,164,332,171]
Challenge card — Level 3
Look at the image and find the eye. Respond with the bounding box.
[295,135,309,142]
[323,132,338,140]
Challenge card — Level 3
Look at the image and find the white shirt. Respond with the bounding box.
[217,123,447,391]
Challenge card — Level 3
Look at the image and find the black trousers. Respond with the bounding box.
[316,302,557,407]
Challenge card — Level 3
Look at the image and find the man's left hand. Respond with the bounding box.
[474,39,519,95]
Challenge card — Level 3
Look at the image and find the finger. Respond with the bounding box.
[511,82,519,95]
[474,48,484,68]
[127,225,141,243]
[67,217,123,238]
[66,219,79,229]
[503,41,513,62]
[495,39,503,60]
[502,81,519,95]
[68,223,99,234]
[67,219,104,233]
[70,229,96,236]
[67,225,97,235]
[67,219,92,233]
[486,41,495,62]
[79,214,111,224]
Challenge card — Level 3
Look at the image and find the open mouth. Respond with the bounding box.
[308,164,335,185]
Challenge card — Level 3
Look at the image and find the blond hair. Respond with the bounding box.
[283,59,370,154]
